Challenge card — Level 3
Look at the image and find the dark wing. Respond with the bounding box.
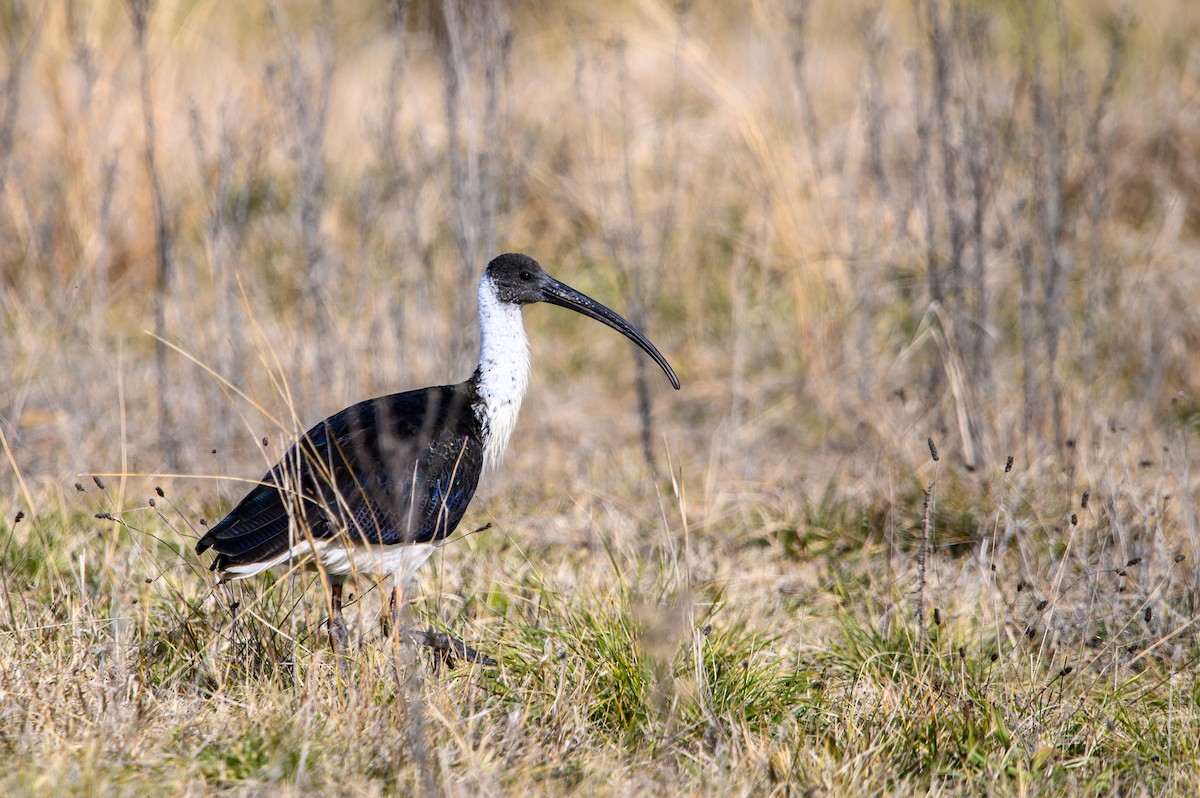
[196,382,485,571]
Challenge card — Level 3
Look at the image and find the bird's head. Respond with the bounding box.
[485,253,680,390]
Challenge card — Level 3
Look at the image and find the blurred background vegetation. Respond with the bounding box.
[3,0,1198,496]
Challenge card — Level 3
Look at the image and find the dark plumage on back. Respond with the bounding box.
[196,381,484,575]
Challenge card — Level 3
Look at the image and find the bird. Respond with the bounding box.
[196,253,679,664]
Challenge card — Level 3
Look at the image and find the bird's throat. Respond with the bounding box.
[475,276,531,471]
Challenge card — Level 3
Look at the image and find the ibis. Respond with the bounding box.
[196,253,679,663]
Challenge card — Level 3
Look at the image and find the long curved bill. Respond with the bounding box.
[540,276,681,390]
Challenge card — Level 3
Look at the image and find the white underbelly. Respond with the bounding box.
[218,539,437,586]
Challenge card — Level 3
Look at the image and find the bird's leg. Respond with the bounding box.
[381,571,406,640]
[379,581,398,638]
[328,577,349,677]
[383,568,492,665]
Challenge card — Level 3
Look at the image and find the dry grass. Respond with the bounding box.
[4,0,1200,794]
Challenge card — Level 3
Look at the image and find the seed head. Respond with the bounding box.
[928,437,940,462]
[93,476,106,490]
[1005,455,1013,473]
[1081,491,1089,509]
[1126,557,1141,567]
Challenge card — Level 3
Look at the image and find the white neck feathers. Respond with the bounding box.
[475,275,530,470]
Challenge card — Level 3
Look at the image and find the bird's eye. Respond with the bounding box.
[519,271,533,282]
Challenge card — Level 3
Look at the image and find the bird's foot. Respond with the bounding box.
[401,627,496,668]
